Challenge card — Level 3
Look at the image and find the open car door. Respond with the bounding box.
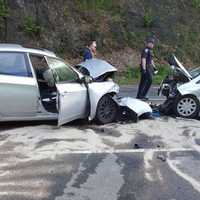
[47,57,87,126]
[56,83,87,126]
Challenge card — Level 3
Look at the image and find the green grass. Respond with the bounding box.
[115,65,170,85]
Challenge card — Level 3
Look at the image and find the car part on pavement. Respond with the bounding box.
[117,105,138,123]
[113,97,152,122]
[157,154,167,162]
[116,97,153,117]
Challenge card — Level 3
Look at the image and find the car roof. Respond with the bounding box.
[0,43,57,58]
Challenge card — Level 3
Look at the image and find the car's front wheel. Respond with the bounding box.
[96,95,118,124]
[173,95,200,118]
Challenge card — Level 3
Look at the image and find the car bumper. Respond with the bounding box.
[114,97,152,117]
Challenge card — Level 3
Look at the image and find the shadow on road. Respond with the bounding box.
[0,121,57,131]
[0,119,90,131]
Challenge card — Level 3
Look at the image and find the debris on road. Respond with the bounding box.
[157,154,167,162]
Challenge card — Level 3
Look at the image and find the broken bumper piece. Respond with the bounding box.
[114,97,153,122]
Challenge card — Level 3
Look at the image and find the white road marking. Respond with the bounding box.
[144,150,154,181]
[0,191,49,199]
[167,156,200,193]
[62,148,196,155]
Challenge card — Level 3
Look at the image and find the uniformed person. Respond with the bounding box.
[137,38,157,100]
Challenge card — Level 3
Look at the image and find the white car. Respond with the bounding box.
[159,55,200,118]
[0,44,152,126]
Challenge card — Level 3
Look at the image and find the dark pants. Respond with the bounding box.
[137,68,153,99]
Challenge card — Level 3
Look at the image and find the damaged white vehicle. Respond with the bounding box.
[0,44,152,126]
[159,55,200,118]
[77,59,152,122]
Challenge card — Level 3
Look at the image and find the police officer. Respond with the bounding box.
[137,38,157,100]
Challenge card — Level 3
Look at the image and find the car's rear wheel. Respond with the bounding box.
[173,95,200,118]
[96,95,118,124]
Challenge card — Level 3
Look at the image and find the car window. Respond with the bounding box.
[47,57,78,83]
[30,54,55,87]
[0,52,30,77]
[30,55,49,70]
[30,54,49,78]
[190,67,200,79]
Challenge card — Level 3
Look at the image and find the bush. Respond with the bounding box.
[192,0,200,9]
[125,31,151,49]
[153,65,170,84]
[115,64,170,85]
[143,11,154,28]
[75,0,113,11]
[23,16,41,37]
[114,66,140,85]
[0,0,9,18]
[63,6,69,17]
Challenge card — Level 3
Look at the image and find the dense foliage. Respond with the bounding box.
[0,0,199,71]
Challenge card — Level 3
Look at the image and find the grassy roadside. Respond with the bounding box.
[115,65,170,85]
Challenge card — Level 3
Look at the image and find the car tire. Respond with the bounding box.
[95,95,118,125]
[173,95,200,118]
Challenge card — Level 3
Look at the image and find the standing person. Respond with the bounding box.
[136,38,157,100]
[83,40,97,61]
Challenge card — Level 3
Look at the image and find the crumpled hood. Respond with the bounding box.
[77,58,117,79]
[172,56,192,79]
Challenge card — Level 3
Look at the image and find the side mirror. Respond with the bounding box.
[170,65,175,70]
[80,75,93,84]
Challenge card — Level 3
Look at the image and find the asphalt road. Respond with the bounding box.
[120,85,165,105]
[0,86,199,200]
[120,85,163,100]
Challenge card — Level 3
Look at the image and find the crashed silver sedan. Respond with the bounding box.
[0,44,152,126]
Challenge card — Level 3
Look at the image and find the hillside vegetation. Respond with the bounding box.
[0,0,200,77]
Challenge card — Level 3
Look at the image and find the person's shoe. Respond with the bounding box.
[142,97,149,101]
[136,96,148,101]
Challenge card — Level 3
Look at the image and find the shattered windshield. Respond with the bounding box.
[47,57,78,83]
[190,67,200,79]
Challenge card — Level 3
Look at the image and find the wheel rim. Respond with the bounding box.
[177,97,197,117]
[98,97,116,122]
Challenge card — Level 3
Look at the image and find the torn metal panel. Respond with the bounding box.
[115,97,152,117]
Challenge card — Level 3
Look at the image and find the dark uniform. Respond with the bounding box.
[137,47,154,99]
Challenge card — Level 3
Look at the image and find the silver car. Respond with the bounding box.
[0,44,152,125]
[159,55,200,118]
